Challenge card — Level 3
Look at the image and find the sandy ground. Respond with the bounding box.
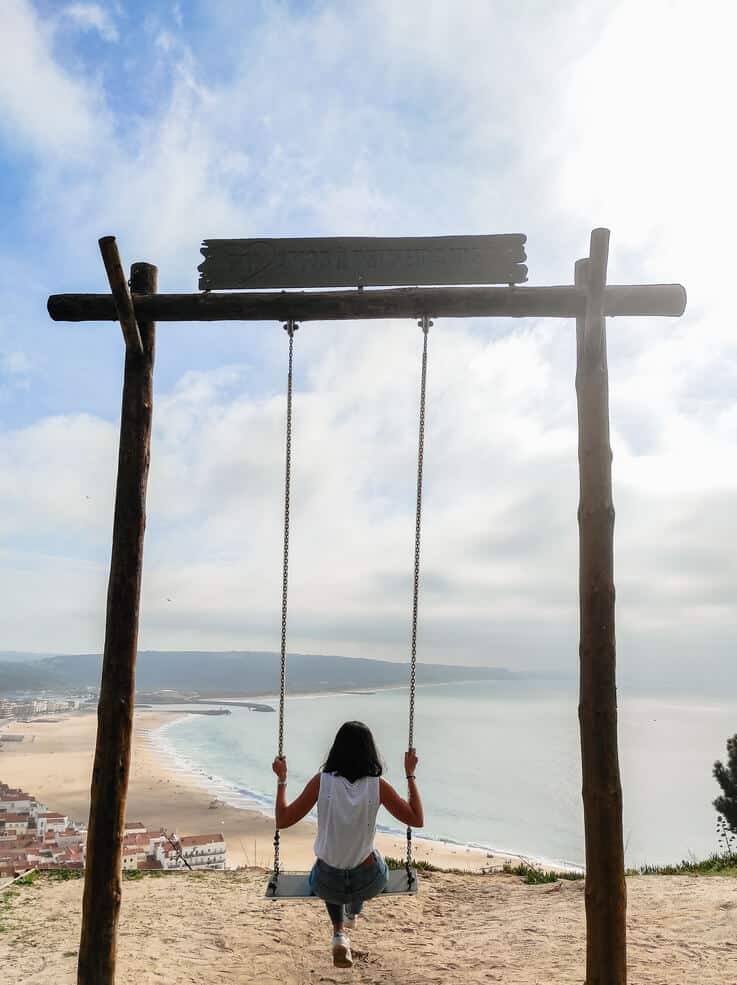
[1,868,736,984]
[0,711,502,871]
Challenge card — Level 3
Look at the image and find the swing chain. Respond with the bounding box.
[270,315,430,889]
[278,320,298,760]
[272,320,298,885]
[405,315,431,880]
[272,829,280,880]
[408,315,431,752]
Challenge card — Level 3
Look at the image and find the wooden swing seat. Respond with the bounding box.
[265,867,419,899]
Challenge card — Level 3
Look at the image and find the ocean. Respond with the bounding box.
[150,680,735,869]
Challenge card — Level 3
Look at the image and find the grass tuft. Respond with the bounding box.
[629,852,737,877]
[45,869,83,881]
[503,863,584,885]
[14,871,40,886]
[385,856,441,873]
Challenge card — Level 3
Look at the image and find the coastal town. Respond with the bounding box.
[0,778,227,881]
[1,694,229,880]
[0,696,89,721]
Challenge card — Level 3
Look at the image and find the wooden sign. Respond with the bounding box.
[198,234,527,290]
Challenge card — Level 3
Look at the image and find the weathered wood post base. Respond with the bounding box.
[77,262,157,985]
[575,230,627,984]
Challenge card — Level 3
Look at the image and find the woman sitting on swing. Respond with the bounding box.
[272,720,424,968]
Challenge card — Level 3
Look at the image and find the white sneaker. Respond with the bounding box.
[343,911,358,931]
[332,932,353,968]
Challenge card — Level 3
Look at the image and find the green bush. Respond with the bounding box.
[14,871,40,886]
[714,734,737,835]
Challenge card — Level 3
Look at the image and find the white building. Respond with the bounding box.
[56,828,87,849]
[0,813,30,835]
[121,831,166,870]
[0,795,34,813]
[29,801,49,820]
[156,833,226,870]
[37,812,69,837]
[123,821,147,835]
[122,846,140,871]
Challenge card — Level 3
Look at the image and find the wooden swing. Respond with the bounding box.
[264,316,432,899]
[47,230,687,985]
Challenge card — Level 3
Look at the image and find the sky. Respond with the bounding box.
[1,0,736,692]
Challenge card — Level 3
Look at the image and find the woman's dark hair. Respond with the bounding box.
[322,721,383,783]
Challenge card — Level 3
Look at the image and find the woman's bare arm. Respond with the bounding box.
[272,758,320,829]
[379,749,424,827]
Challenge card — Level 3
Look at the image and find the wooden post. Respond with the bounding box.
[98,236,144,355]
[575,229,627,984]
[77,262,157,985]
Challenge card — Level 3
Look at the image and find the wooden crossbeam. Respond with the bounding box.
[48,283,686,324]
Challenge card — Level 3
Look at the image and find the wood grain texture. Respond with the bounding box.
[198,234,528,289]
[98,236,143,354]
[77,263,157,985]
[575,231,627,985]
[48,283,687,324]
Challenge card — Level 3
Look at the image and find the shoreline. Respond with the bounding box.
[143,713,533,872]
[0,710,531,873]
[148,713,581,873]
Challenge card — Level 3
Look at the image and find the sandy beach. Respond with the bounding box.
[2,712,737,983]
[0,711,503,872]
[2,867,736,984]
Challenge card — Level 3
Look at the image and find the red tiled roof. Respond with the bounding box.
[178,833,225,847]
[58,848,83,861]
[0,814,30,823]
[3,834,37,846]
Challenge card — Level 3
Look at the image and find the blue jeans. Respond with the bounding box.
[308,851,389,927]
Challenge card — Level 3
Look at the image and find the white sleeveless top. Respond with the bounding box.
[313,772,380,868]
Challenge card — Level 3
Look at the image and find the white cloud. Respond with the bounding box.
[0,549,108,652]
[0,0,113,158]
[1,319,732,686]
[0,351,33,395]
[0,0,735,691]
[3,351,32,376]
[64,3,120,42]
[0,413,118,543]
